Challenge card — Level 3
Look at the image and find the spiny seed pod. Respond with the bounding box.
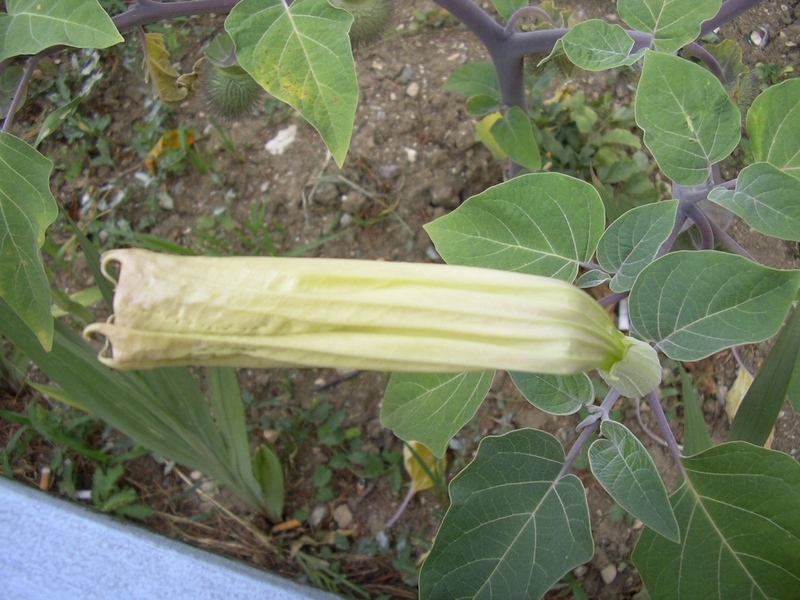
[330,0,393,48]
[202,62,264,121]
[202,32,263,121]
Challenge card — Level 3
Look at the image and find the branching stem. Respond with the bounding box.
[646,391,688,480]
[557,388,621,480]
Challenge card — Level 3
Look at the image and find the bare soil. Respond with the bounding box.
[3,1,800,599]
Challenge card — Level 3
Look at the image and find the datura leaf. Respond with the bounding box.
[0,0,123,62]
[226,0,357,167]
[0,132,58,350]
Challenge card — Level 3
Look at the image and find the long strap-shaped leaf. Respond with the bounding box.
[728,306,800,445]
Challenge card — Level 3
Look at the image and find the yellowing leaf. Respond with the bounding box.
[144,34,202,105]
[403,441,444,493]
[475,112,506,160]
[145,129,196,173]
[726,366,774,448]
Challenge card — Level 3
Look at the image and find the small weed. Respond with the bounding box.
[0,398,153,519]
[754,61,794,90]
[194,200,280,256]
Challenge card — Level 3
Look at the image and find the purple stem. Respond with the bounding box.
[684,41,725,81]
[706,215,758,261]
[655,211,689,260]
[504,6,555,35]
[701,0,765,36]
[599,291,629,308]
[557,388,621,480]
[1,53,45,133]
[684,202,715,250]
[646,391,688,480]
[384,483,416,529]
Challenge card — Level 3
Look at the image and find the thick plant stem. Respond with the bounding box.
[701,0,764,35]
[683,202,715,250]
[646,391,688,480]
[1,54,44,132]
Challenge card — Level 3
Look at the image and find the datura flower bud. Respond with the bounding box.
[83,250,660,397]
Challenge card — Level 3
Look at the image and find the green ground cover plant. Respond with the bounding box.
[2,0,800,598]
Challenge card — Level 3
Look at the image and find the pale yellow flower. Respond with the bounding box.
[83,249,659,396]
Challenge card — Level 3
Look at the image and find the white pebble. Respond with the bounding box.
[601,564,618,584]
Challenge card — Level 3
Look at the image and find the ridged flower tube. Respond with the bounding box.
[83,250,659,395]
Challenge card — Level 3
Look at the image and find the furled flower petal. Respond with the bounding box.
[83,250,654,392]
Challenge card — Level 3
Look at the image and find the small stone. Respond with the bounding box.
[309,504,328,528]
[264,124,298,156]
[601,564,618,584]
[378,163,400,180]
[341,191,368,214]
[333,504,354,528]
[406,82,420,98]
[404,147,417,163]
[572,565,588,577]
[430,183,457,208]
[375,530,390,551]
[313,181,339,206]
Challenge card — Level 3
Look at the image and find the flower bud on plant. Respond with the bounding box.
[330,0,393,47]
[83,249,659,396]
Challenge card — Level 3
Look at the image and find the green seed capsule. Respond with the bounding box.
[330,0,393,47]
[202,62,264,121]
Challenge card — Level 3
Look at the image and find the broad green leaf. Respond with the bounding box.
[634,443,800,599]
[597,200,679,292]
[492,0,528,21]
[636,51,741,186]
[576,269,610,288]
[420,429,593,598]
[708,163,800,242]
[490,106,541,171]
[618,0,721,53]
[679,364,713,456]
[590,420,679,542]
[226,0,357,167]
[561,20,646,71]
[592,128,641,149]
[445,62,499,100]
[425,173,606,282]
[381,372,494,458]
[465,94,499,116]
[629,251,800,361]
[747,78,800,179]
[510,372,593,415]
[728,306,800,446]
[0,133,58,350]
[0,0,123,61]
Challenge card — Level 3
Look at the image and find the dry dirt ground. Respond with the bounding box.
[3,1,800,599]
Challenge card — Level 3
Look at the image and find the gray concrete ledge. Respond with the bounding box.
[0,476,341,600]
